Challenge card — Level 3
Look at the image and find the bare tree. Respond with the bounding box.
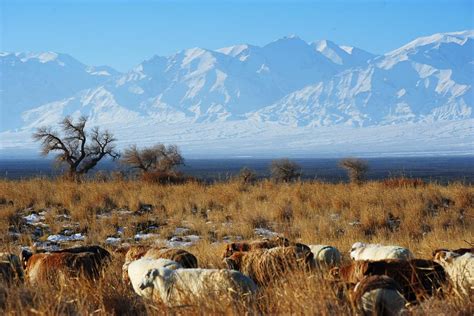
[270,158,302,182]
[238,167,257,184]
[121,143,184,173]
[33,116,119,179]
[339,158,369,184]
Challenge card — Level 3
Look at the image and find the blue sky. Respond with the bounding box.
[1,0,473,71]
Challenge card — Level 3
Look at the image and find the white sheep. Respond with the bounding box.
[350,242,413,261]
[353,275,407,316]
[434,251,473,297]
[139,267,258,306]
[128,258,182,297]
[308,245,341,268]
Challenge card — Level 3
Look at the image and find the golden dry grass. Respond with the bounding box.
[0,178,473,314]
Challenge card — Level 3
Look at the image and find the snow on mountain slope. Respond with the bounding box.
[4,35,373,129]
[109,36,365,122]
[0,52,120,130]
[312,40,375,67]
[1,31,473,157]
[379,30,474,82]
[252,31,473,127]
[21,86,141,129]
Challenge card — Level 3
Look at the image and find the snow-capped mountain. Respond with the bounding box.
[0,52,120,130]
[252,31,473,126]
[2,36,376,129]
[0,31,473,157]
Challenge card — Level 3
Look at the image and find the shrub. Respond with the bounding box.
[270,159,302,182]
[238,167,258,184]
[338,158,368,184]
[121,144,184,173]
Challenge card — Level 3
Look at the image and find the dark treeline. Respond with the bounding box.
[1,156,473,184]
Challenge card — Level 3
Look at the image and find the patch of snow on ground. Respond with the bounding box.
[222,235,243,242]
[105,237,122,245]
[134,233,160,241]
[9,232,22,239]
[24,213,45,224]
[31,242,62,252]
[254,228,278,238]
[174,227,190,235]
[47,233,85,243]
[167,235,200,248]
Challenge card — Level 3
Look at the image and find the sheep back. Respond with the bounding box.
[353,275,406,316]
[225,246,314,286]
[309,245,341,268]
[146,268,257,306]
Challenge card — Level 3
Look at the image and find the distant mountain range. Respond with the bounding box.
[0,31,473,157]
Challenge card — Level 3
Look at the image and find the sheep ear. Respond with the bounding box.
[145,268,160,279]
[152,269,161,278]
[140,269,161,290]
[435,250,454,262]
[434,251,445,261]
[432,249,446,257]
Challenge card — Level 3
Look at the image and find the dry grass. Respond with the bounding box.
[0,178,473,314]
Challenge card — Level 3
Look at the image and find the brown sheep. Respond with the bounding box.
[222,236,310,258]
[25,252,100,284]
[144,248,198,268]
[330,259,447,302]
[122,246,198,284]
[269,236,312,253]
[21,245,111,274]
[222,240,276,258]
[123,246,197,268]
[224,246,315,286]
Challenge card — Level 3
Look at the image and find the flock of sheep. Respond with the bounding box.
[1,236,473,314]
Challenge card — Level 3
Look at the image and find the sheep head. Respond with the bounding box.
[139,268,161,290]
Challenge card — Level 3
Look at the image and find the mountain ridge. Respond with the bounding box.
[1,31,473,156]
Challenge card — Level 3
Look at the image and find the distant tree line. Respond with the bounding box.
[33,115,369,184]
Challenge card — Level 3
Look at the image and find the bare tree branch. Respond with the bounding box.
[32,116,118,179]
[339,158,369,185]
[121,143,184,173]
[270,159,302,182]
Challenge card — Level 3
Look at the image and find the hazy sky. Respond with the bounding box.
[2,0,473,71]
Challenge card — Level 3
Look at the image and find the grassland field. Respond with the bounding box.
[0,177,472,314]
